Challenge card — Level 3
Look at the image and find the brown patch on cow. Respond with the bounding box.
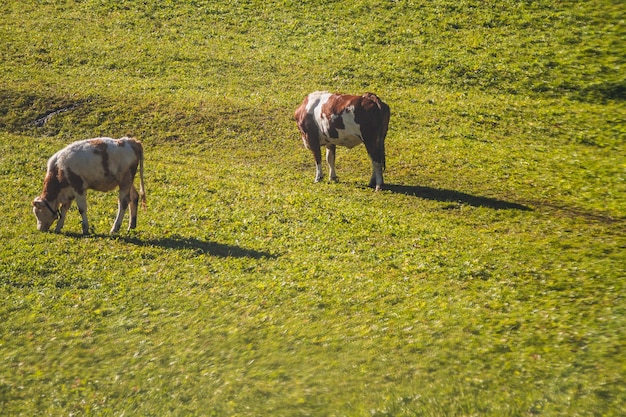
[126,138,143,162]
[321,95,360,139]
[295,97,324,162]
[42,161,74,202]
[90,141,112,178]
[41,162,63,201]
[321,94,358,120]
[294,96,309,123]
[361,93,382,109]
[65,167,85,194]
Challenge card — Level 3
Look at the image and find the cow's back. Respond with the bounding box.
[56,138,139,191]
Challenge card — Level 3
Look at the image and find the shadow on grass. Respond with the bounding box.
[65,233,277,259]
[123,235,277,259]
[385,184,532,211]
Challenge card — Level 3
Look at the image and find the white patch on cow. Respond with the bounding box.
[314,162,324,183]
[307,93,363,148]
[328,105,363,148]
[326,147,337,181]
[305,91,332,114]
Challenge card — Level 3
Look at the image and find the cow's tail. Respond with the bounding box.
[380,103,390,172]
[128,138,147,210]
[138,145,147,210]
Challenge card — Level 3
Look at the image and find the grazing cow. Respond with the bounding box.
[294,91,390,190]
[32,137,146,235]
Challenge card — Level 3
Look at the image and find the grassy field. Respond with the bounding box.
[1,0,625,416]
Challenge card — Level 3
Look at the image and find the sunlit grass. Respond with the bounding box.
[1,1,624,416]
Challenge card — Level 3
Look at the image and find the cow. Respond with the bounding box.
[294,91,390,190]
[32,137,146,235]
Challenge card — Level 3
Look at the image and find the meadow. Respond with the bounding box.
[1,1,624,416]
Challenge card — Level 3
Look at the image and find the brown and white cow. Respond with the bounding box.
[294,91,390,190]
[32,137,146,235]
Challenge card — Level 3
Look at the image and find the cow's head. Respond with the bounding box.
[32,197,59,232]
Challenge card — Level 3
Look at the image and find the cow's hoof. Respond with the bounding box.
[329,176,339,183]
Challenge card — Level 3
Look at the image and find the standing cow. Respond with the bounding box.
[32,137,146,235]
[294,91,390,190]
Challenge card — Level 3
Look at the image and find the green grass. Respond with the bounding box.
[1,0,625,416]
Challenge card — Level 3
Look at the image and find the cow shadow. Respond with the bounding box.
[385,184,532,211]
[67,233,277,259]
[122,235,277,259]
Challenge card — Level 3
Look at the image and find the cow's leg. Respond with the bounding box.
[326,145,338,182]
[369,161,384,191]
[112,186,131,233]
[128,185,139,230]
[75,194,90,235]
[311,145,323,183]
[54,200,72,233]
[363,134,385,191]
[301,127,324,184]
